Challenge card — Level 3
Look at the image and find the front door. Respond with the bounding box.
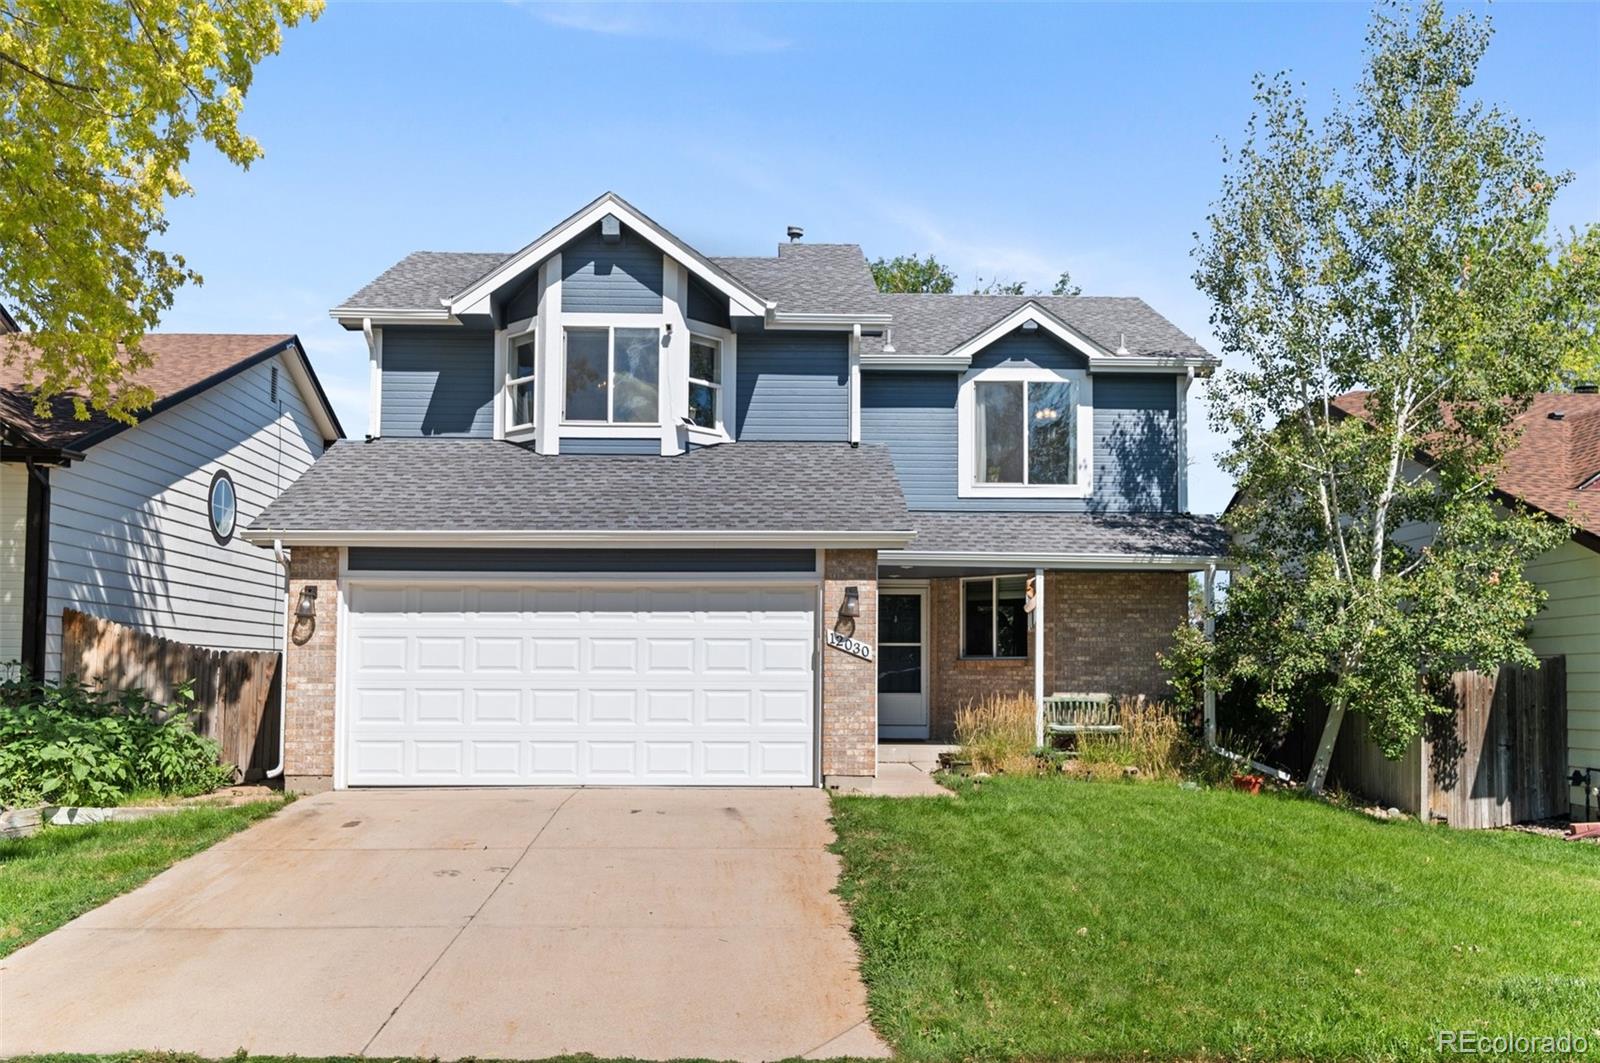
[878,588,929,739]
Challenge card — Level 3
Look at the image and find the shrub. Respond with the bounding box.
[0,677,233,807]
[955,691,1040,775]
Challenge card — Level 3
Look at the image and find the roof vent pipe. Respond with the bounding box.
[786,225,804,243]
[1116,333,1130,356]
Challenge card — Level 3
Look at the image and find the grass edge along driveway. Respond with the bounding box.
[830,775,1600,1062]
[0,800,285,958]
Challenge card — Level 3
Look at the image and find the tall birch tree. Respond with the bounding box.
[1195,1,1596,792]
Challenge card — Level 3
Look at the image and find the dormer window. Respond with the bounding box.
[564,326,660,424]
[958,365,1092,498]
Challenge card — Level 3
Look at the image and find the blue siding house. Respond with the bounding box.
[248,192,1225,792]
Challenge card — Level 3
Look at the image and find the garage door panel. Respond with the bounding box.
[343,582,816,786]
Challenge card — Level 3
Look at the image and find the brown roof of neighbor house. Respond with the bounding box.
[1333,390,1600,538]
[0,333,303,449]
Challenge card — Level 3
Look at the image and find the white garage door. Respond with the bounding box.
[341,582,817,786]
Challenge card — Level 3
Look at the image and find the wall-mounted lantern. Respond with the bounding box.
[295,584,318,619]
[839,585,860,619]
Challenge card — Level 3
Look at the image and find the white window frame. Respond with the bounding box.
[686,331,726,435]
[958,574,1032,661]
[562,322,664,428]
[682,318,736,445]
[501,316,538,440]
[957,364,1092,499]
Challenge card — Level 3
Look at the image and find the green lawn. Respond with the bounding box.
[831,776,1600,1062]
[0,800,284,958]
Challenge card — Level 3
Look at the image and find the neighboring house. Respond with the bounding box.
[0,335,343,678]
[247,192,1227,791]
[1334,389,1600,817]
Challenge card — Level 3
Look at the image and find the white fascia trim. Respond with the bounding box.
[947,302,1112,365]
[1092,355,1217,373]
[766,311,895,329]
[448,193,766,319]
[280,341,344,443]
[859,354,974,371]
[331,307,456,327]
[880,550,1230,571]
[244,528,919,549]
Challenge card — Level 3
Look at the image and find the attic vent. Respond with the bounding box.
[1577,383,1598,394]
[600,214,622,244]
[1548,410,1566,421]
[787,225,804,243]
[269,366,278,402]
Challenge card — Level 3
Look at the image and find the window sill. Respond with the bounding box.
[957,655,1031,664]
[959,482,1090,500]
[685,424,733,447]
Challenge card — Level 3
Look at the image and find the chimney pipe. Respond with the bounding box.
[786,225,804,243]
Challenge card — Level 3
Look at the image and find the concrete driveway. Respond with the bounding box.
[0,788,889,1062]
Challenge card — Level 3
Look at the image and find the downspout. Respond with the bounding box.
[265,538,289,780]
[1200,560,1291,783]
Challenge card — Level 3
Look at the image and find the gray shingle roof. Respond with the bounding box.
[892,511,1229,559]
[861,293,1209,360]
[711,244,880,314]
[338,251,509,311]
[248,439,912,539]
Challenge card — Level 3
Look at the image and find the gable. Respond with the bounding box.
[970,328,1090,373]
[559,222,664,314]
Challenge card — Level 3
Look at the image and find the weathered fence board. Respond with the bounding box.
[59,609,280,780]
[1311,657,1568,828]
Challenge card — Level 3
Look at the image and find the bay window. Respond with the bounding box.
[961,575,1030,659]
[507,334,536,429]
[564,326,660,424]
[687,335,722,430]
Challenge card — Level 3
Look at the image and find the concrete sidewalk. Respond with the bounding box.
[0,788,889,1062]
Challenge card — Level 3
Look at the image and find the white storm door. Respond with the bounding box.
[877,588,929,739]
[341,581,816,786]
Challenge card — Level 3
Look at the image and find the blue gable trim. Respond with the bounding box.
[735,331,849,442]
[560,222,664,314]
[347,547,816,573]
[381,326,495,438]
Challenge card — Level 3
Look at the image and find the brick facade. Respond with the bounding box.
[922,569,1188,741]
[821,549,878,780]
[284,545,339,790]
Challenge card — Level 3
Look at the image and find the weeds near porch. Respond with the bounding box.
[1075,698,1187,779]
[954,691,1038,774]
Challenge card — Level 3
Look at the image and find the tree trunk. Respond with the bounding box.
[1305,697,1347,795]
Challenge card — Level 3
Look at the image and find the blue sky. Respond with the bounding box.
[157,1,1599,514]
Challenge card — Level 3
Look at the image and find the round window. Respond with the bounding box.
[208,470,237,545]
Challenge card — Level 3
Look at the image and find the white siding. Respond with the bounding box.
[1525,537,1600,815]
[44,353,324,677]
[0,462,25,668]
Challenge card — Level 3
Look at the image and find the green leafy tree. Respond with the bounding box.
[870,253,956,294]
[0,0,322,423]
[1052,270,1082,297]
[972,276,1026,295]
[1196,1,1590,792]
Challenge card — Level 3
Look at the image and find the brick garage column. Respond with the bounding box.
[821,549,878,782]
[1048,570,1188,701]
[284,546,339,792]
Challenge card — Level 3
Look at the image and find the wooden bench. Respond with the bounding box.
[1043,693,1121,736]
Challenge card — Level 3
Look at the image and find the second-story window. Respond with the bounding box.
[958,366,1091,498]
[508,335,536,428]
[564,326,660,424]
[687,336,721,429]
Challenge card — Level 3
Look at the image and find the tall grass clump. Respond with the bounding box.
[1075,697,1190,779]
[955,691,1039,774]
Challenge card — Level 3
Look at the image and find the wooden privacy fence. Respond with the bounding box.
[1307,657,1567,828]
[60,609,281,781]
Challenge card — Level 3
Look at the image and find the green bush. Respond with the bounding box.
[0,678,233,807]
